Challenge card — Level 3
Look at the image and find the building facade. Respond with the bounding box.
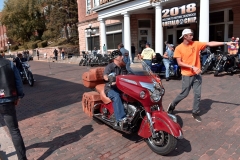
[77,0,240,60]
[0,12,8,51]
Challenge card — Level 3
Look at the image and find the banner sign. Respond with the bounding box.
[162,3,197,27]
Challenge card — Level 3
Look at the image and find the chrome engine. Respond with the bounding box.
[123,102,137,119]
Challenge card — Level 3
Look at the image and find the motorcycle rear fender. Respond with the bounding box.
[138,111,183,139]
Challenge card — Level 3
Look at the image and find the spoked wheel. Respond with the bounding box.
[28,71,34,86]
[146,131,177,155]
[201,62,211,74]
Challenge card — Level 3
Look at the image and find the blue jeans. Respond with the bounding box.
[131,53,135,63]
[107,89,126,121]
[143,59,152,70]
[163,59,170,78]
[0,102,27,160]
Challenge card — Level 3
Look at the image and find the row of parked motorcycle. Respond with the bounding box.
[79,51,111,67]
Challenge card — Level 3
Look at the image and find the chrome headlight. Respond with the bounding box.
[168,113,177,123]
[150,89,161,102]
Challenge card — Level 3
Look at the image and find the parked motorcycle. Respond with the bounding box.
[13,57,34,86]
[82,61,183,155]
[79,52,110,67]
[151,53,181,78]
[213,50,237,76]
[201,48,217,74]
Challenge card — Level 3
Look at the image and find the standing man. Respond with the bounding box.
[162,44,174,81]
[167,28,233,122]
[53,48,58,61]
[0,55,27,160]
[131,43,136,63]
[118,43,130,73]
[36,48,40,60]
[141,42,156,68]
[103,44,107,55]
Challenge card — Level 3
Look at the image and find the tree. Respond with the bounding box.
[1,0,46,43]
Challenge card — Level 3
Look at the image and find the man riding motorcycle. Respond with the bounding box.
[103,50,128,127]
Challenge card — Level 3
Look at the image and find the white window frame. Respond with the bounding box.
[86,0,91,14]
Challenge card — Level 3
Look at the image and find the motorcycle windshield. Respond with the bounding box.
[129,61,155,76]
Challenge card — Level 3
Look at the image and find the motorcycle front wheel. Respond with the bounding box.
[201,61,211,74]
[146,131,177,155]
[28,71,34,86]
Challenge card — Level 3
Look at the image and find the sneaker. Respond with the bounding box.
[167,103,175,114]
[192,113,202,122]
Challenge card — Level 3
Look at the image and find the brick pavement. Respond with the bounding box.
[0,60,240,160]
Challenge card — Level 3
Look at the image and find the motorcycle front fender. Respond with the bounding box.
[138,111,183,139]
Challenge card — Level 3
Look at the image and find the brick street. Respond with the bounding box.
[0,60,240,160]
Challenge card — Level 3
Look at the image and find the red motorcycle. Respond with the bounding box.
[82,61,183,155]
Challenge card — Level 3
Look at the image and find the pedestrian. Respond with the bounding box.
[36,49,40,60]
[167,28,233,122]
[93,47,98,57]
[118,43,130,73]
[140,42,156,68]
[103,44,107,55]
[53,48,58,61]
[162,44,174,81]
[61,48,65,60]
[131,43,136,63]
[0,54,27,160]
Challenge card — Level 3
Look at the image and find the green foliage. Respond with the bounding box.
[27,42,38,49]
[37,40,48,48]
[10,45,19,51]
[23,43,29,50]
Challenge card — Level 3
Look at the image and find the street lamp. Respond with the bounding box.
[85,24,96,54]
[7,41,11,57]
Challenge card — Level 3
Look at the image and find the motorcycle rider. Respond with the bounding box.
[0,54,27,160]
[14,53,25,73]
[162,44,174,81]
[103,50,128,127]
[167,28,234,122]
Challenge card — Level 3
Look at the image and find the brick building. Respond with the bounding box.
[0,12,8,51]
[77,0,240,61]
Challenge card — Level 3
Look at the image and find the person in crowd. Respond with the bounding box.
[0,54,27,160]
[131,43,136,63]
[228,37,238,55]
[167,28,234,122]
[103,44,107,55]
[141,42,156,68]
[118,43,130,73]
[61,48,65,60]
[36,49,40,60]
[103,50,128,127]
[164,41,169,51]
[162,44,174,81]
[53,48,58,61]
[93,47,98,57]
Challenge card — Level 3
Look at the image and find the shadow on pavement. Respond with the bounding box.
[25,125,93,160]
[0,74,91,124]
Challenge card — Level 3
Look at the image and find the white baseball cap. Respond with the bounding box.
[179,29,193,39]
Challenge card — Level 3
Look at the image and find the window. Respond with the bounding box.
[94,0,100,7]
[138,20,151,28]
[107,33,122,49]
[86,0,91,14]
[229,10,233,21]
[210,11,224,23]
[87,36,100,50]
[228,24,233,38]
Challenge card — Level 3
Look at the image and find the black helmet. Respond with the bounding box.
[110,50,122,59]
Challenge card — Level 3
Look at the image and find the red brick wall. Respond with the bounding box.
[0,12,7,51]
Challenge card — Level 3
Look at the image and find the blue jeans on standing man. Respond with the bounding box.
[107,88,126,122]
[163,59,171,78]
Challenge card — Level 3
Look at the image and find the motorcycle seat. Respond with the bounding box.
[95,84,111,104]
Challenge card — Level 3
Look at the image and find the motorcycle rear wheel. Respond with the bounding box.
[28,71,34,86]
[146,131,177,155]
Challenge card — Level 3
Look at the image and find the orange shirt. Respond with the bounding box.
[174,41,206,76]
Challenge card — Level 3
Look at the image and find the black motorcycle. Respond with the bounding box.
[201,48,216,74]
[13,57,34,86]
[213,50,237,76]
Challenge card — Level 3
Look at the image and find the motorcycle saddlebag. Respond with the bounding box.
[82,91,102,117]
[82,67,105,88]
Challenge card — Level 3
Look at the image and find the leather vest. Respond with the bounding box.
[0,58,17,99]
